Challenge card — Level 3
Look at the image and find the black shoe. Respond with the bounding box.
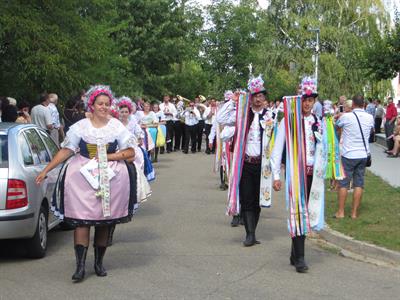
[231,215,240,227]
[72,245,88,282]
[183,150,188,154]
[94,246,107,277]
[191,150,196,153]
[205,149,211,154]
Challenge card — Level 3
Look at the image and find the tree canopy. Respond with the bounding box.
[0,0,396,103]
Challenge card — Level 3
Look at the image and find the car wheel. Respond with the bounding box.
[26,205,48,258]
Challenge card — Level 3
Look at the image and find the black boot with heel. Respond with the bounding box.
[72,245,88,282]
[94,246,108,277]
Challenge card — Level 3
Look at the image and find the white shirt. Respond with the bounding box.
[183,107,200,126]
[245,110,262,157]
[203,106,217,125]
[137,111,158,126]
[336,108,374,159]
[31,104,53,130]
[159,102,177,121]
[48,103,61,129]
[216,100,236,126]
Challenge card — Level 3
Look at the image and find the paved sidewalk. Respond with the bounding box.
[369,143,400,187]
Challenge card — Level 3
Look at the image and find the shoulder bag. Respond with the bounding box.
[353,112,372,167]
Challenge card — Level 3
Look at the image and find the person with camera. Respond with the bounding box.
[182,99,201,154]
[334,95,374,219]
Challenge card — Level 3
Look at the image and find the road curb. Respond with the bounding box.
[317,225,400,267]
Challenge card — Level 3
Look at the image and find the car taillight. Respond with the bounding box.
[6,179,28,209]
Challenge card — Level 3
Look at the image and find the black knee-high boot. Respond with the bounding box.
[94,246,108,277]
[290,239,295,266]
[242,211,256,247]
[72,245,88,282]
[292,235,308,273]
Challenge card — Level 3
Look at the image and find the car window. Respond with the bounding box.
[0,135,8,168]
[38,129,58,157]
[18,133,34,166]
[24,129,51,164]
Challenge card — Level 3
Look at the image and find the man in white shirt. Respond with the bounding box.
[182,100,200,154]
[48,93,63,145]
[159,95,177,153]
[335,95,374,219]
[217,76,274,247]
[31,93,54,133]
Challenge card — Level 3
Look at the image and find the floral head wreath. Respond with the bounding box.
[116,96,133,113]
[300,76,318,98]
[247,75,267,95]
[109,105,119,119]
[224,90,234,101]
[84,85,114,112]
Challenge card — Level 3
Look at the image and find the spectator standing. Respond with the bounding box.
[374,100,384,133]
[384,97,398,151]
[335,95,374,219]
[387,116,400,157]
[15,101,32,124]
[1,97,18,122]
[48,93,63,145]
[31,93,54,133]
[335,95,347,114]
[312,98,323,119]
[365,98,376,117]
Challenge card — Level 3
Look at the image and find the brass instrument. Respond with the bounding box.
[176,95,191,103]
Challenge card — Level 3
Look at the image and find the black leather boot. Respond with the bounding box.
[293,236,308,273]
[94,246,108,277]
[231,215,240,227]
[290,239,295,266]
[72,245,88,282]
[242,211,256,247]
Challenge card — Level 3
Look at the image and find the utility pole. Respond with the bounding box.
[308,28,320,86]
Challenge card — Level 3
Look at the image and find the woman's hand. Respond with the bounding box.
[35,171,47,185]
[273,180,282,191]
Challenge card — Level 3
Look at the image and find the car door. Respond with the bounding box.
[23,129,57,224]
[36,129,62,227]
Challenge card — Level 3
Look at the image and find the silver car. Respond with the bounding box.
[0,123,62,258]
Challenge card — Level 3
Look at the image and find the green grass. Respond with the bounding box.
[325,171,400,252]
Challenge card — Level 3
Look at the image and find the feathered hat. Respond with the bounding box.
[247,75,266,95]
[224,90,234,101]
[84,85,114,112]
[116,96,134,113]
[300,76,318,98]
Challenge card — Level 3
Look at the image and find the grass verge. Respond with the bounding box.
[325,171,400,252]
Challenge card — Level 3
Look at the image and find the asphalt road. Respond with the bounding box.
[1,151,399,300]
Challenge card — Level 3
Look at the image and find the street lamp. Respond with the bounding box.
[308,28,320,86]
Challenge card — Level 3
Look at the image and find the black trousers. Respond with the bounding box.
[239,162,261,214]
[165,120,174,152]
[184,124,197,152]
[384,121,395,150]
[375,117,382,134]
[204,123,215,152]
[197,120,205,151]
[173,121,183,150]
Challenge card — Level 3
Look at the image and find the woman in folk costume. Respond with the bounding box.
[137,102,159,157]
[271,77,325,273]
[218,75,277,246]
[117,96,152,203]
[152,102,167,162]
[36,85,137,282]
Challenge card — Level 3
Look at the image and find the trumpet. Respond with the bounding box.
[177,95,191,103]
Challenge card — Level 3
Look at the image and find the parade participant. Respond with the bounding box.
[271,77,324,273]
[203,97,218,154]
[218,75,276,246]
[195,96,207,152]
[137,102,159,159]
[36,85,137,282]
[182,99,201,154]
[159,94,177,153]
[117,96,151,202]
[152,102,167,162]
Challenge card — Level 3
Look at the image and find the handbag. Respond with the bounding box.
[353,112,372,167]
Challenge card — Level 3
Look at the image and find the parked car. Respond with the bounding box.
[0,123,62,258]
